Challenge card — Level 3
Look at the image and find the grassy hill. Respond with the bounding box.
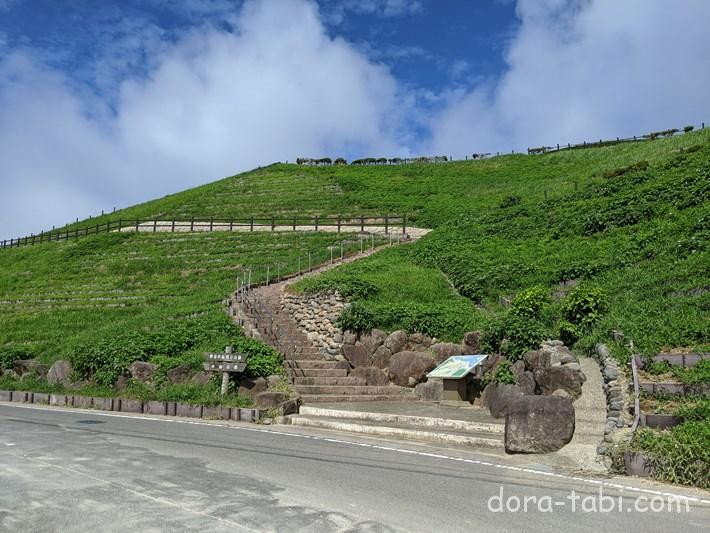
[1,128,708,388]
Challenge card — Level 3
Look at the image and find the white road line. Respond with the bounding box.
[4,402,710,507]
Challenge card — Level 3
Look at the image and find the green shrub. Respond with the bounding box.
[337,302,376,334]
[510,286,550,320]
[675,398,710,421]
[499,195,521,209]
[684,125,694,133]
[481,315,547,361]
[562,284,607,328]
[632,422,710,489]
[0,345,34,369]
[233,337,282,378]
[558,319,582,346]
[492,360,517,384]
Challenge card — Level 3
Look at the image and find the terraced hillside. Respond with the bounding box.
[0,231,372,388]
[1,128,708,396]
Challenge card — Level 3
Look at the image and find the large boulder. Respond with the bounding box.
[360,329,387,356]
[191,371,212,386]
[388,351,435,387]
[238,376,267,398]
[129,361,158,384]
[351,367,390,386]
[505,395,575,453]
[462,331,481,353]
[414,380,443,401]
[13,359,48,379]
[384,330,408,354]
[341,343,370,368]
[255,391,289,409]
[429,343,464,364]
[533,366,585,400]
[166,364,193,384]
[372,346,393,369]
[481,382,525,419]
[406,332,433,352]
[47,360,73,385]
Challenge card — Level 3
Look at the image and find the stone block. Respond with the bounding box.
[72,395,93,408]
[93,397,114,411]
[175,403,202,418]
[49,394,68,406]
[505,395,575,454]
[32,393,51,404]
[144,401,167,416]
[0,390,12,402]
[11,391,28,402]
[120,399,143,413]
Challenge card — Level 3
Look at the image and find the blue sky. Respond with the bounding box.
[1,0,709,239]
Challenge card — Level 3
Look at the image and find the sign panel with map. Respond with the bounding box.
[427,355,488,379]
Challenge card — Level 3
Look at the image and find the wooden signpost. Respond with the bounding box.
[204,346,248,395]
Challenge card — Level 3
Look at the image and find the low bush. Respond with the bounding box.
[481,314,547,361]
[562,284,608,329]
[632,422,710,489]
[510,286,550,320]
[492,360,516,384]
[337,302,376,334]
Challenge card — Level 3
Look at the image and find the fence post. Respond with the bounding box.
[153,219,158,233]
[250,216,254,232]
[360,215,364,232]
[308,252,312,272]
[118,219,122,232]
[315,215,319,231]
[337,216,341,233]
[266,265,270,286]
[190,218,194,232]
[384,215,388,235]
[209,218,214,232]
[292,216,296,231]
[172,220,176,232]
[402,214,407,236]
[135,219,140,232]
[229,218,234,232]
[271,216,275,231]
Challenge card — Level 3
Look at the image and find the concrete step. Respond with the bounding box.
[298,406,505,434]
[286,414,503,448]
[293,385,413,396]
[293,377,367,386]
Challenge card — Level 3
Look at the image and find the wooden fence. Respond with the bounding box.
[0,215,408,250]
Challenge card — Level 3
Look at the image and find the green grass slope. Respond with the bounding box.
[0,231,369,387]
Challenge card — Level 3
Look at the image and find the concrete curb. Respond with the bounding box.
[0,389,265,422]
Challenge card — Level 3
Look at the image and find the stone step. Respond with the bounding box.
[293,377,367,386]
[286,414,502,448]
[286,368,349,378]
[289,360,347,369]
[298,394,416,403]
[293,385,412,396]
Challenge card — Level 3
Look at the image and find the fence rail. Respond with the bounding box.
[0,215,408,250]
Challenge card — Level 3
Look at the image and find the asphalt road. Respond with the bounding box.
[1,403,709,533]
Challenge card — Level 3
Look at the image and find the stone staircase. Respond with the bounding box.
[232,262,416,404]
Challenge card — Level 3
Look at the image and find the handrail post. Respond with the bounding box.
[190,218,194,232]
[360,215,364,232]
[172,220,176,232]
[271,215,275,231]
[209,218,214,232]
[402,214,407,236]
[337,216,341,233]
[293,216,296,231]
[315,215,319,231]
[384,215,388,235]
[250,216,254,232]
[153,219,158,233]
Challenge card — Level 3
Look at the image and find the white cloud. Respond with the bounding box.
[428,0,710,155]
[0,0,408,239]
[324,0,423,24]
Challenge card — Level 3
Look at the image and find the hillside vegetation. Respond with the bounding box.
[1,128,708,382]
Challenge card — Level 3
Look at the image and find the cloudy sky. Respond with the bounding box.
[1,0,709,240]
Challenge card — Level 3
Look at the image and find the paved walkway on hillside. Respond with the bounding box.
[546,357,608,473]
[118,221,431,239]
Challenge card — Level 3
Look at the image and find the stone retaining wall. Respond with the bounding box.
[594,343,634,455]
[282,290,346,360]
[0,389,266,422]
